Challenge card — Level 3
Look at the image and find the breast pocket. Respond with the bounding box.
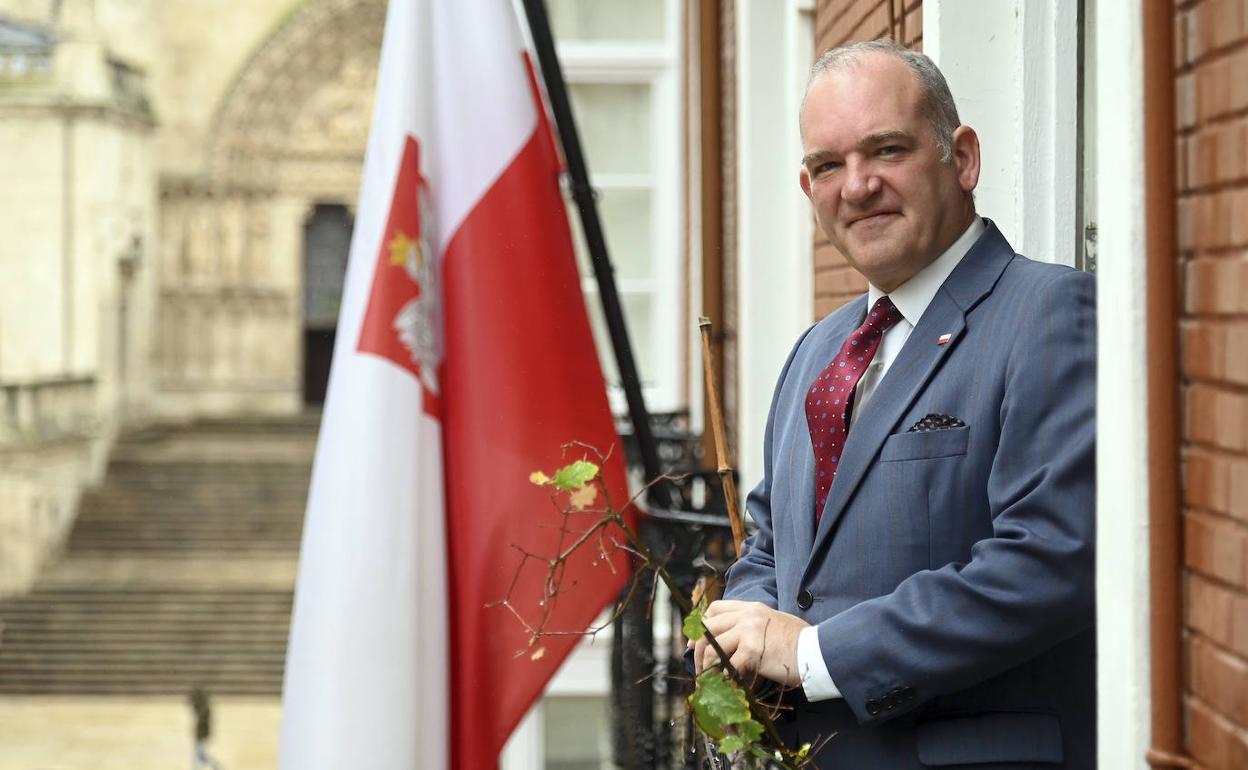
[879,425,970,462]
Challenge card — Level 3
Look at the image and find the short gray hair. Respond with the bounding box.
[805,39,961,163]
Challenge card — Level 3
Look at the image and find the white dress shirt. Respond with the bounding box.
[795,217,986,701]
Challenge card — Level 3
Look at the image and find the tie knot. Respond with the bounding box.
[862,296,901,334]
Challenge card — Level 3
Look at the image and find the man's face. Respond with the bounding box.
[799,54,979,292]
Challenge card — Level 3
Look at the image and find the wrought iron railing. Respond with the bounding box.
[613,411,741,770]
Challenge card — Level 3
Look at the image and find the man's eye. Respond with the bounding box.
[878,145,904,157]
[815,161,841,174]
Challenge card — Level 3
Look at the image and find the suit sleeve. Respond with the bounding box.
[722,325,817,608]
[816,269,1097,724]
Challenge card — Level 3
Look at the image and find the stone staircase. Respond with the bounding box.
[0,416,317,695]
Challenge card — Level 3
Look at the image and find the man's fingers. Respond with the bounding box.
[702,599,751,619]
[694,627,740,675]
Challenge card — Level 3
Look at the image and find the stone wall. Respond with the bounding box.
[0,0,385,588]
[0,3,156,595]
[1175,0,1248,765]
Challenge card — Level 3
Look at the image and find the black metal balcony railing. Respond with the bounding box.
[613,412,742,770]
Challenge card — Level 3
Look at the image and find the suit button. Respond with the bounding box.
[866,699,880,715]
[796,590,814,610]
[901,686,915,700]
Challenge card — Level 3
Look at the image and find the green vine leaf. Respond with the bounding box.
[551,460,599,491]
[689,668,763,757]
[682,604,706,640]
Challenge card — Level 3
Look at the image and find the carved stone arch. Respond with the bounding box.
[209,0,386,200]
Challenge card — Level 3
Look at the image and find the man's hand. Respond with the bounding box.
[689,600,810,688]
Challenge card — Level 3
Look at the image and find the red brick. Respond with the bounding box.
[1189,634,1248,727]
[1185,509,1248,587]
[1183,113,1248,190]
[1185,446,1248,524]
[1179,134,1191,192]
[904,5,922,49]
[1179,71,1198,130]
[814,296,842,319]
[1185,256,1248,313]
[1186,0,1248,66]
[1185,383,1248,453]
[815,266,868,296]
[848,0,890,43]
[1188,572,1248,659]
[1177,8,1189,69]
[1182,319,1248,387]
[1188,695,1248,769]
[1192,44,1248,125]
[819,0,889,49]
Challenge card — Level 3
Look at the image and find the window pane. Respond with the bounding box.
[548,0,666,42]
[569,187,652,282]
[543,696,611,770]
[568,82,652,176]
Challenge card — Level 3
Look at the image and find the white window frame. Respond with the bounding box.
[925,0,1080,267]
[559,2,685,415]
[734,0,817,494]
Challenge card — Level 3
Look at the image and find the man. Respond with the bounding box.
[693,40,1096,768]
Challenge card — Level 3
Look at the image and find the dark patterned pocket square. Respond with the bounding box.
[906,413,967,433]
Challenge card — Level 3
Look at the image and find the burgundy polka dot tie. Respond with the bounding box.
[807,296,902,522]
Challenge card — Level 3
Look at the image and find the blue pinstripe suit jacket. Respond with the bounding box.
[725,221,1097,768]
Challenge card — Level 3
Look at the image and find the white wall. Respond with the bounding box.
[1093,0,1153,763]
[925,0,1079,266]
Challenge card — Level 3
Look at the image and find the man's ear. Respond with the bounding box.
[799,164,813,200]
[951,125,980,194]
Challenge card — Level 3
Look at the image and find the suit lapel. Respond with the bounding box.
[792,298,867,555]
[801,222,1015,580]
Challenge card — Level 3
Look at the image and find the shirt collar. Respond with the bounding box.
[868,217,986,327]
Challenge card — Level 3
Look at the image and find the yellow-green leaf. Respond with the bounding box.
[682,606,706,640]
[551,460,598,491]
[529,471,551,485]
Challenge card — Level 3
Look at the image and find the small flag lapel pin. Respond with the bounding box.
[937,333,953,345]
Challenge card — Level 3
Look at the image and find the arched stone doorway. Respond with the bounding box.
[154,0,384,418]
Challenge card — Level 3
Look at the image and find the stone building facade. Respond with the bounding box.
[0,0,385,595]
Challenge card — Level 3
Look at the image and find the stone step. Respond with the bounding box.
[0,677,285,693]
[0,416,315,695]
[65,544,299,555]
[71,521,304,534]
[1,607,292,621]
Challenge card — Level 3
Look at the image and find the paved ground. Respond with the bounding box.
[0,695,281,770]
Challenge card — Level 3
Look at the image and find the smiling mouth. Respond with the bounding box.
[849,212,898,227]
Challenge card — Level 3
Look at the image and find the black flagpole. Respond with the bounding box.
[519,0,671,501]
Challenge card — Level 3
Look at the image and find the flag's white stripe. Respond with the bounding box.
[280,365,446,769]
[428,0,538,258]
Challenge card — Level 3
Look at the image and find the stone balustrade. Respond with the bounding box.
[0,376,106,598]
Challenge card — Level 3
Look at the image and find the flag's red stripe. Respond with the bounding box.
[440,114,631,768]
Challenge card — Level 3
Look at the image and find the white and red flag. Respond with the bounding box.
[278,2,630,769]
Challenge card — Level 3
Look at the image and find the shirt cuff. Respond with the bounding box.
[797,625,841,701]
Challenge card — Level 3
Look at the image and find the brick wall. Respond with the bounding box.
[1176,0,1248,766]
[811,0,922,318]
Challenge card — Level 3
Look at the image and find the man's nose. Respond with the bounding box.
[841,160,879,204]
